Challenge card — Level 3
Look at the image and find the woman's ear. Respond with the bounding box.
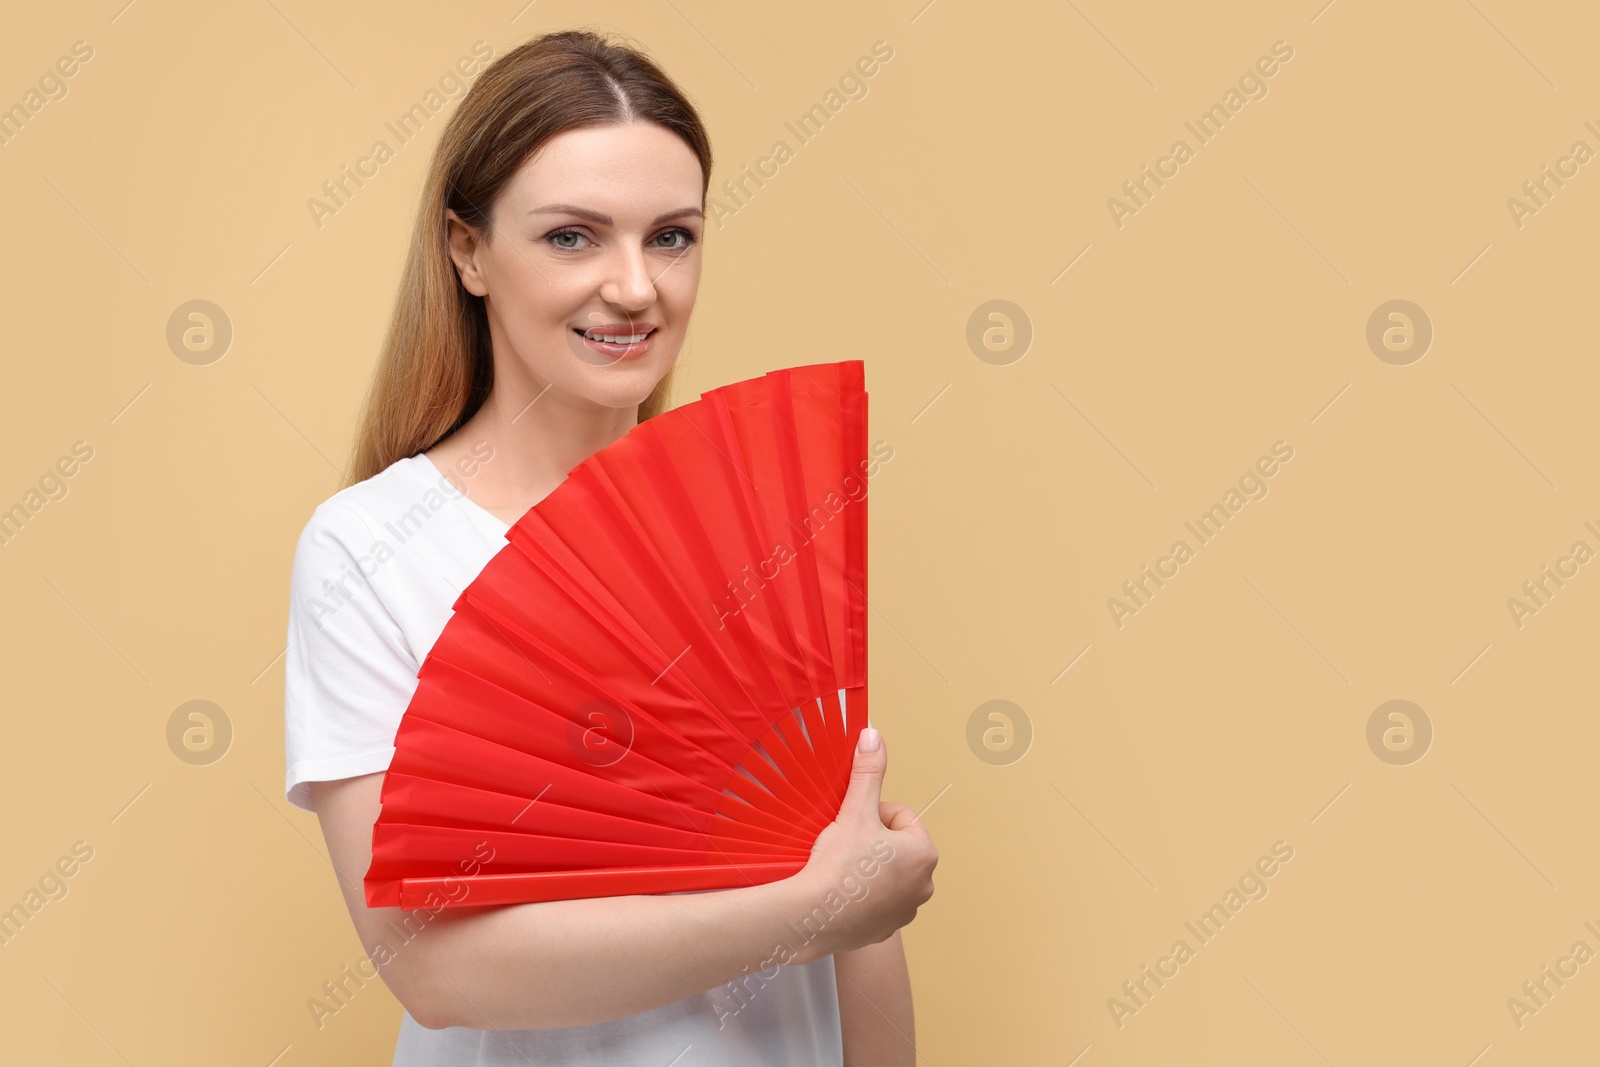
[444,209,490,297]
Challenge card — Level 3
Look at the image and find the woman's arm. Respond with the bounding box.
[836,929,917,1066]
[312,772,819,1030]
[308,730,936,1032]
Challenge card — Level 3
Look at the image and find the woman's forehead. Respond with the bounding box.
[507,125,703,214]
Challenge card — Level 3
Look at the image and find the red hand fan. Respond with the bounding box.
[364,360,870,910]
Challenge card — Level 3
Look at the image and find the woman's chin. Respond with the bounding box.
[574,363,673,410]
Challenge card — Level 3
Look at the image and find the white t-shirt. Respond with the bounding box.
[283,452,844,1065]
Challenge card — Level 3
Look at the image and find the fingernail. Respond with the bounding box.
[858,727,880,753]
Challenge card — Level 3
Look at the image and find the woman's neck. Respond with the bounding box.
[426,378,638,526]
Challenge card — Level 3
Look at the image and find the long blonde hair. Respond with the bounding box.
[345,29,714,487]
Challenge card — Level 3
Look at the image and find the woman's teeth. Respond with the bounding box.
[580,329,652,343]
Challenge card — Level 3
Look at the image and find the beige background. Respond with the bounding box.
[2,0,1596,1062]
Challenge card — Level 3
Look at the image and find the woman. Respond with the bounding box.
[282,29,937,1065]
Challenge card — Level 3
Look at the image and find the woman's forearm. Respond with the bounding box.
[836,930,916,1066]
[411,873,830,1031]
[313,777,830,1032]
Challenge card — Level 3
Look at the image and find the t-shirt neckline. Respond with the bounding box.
[412,452,512,535]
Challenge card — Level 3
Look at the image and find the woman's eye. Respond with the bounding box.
[547,228,591,251]
[656,228,697,252]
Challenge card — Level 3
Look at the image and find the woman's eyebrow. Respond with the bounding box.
[529,204,704,226]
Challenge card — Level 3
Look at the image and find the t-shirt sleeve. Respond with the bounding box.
[283,500,420,813]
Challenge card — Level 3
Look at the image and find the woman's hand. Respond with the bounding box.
[787,727,938,965]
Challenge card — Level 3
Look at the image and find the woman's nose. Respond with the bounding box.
[601,246,658,309]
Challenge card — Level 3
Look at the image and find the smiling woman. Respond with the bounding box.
[438,121,707,417]
[283,26,930,1067]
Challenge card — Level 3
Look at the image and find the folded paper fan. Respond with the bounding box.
[364,360,870,910]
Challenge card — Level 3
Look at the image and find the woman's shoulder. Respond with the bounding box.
[286,455,432,647]
[294,454,426,556]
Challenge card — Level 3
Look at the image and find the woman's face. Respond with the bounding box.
[446,122,704,413]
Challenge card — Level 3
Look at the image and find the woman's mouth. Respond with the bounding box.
[574,327,656,360]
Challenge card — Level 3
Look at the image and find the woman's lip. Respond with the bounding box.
[575,328,655,360]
